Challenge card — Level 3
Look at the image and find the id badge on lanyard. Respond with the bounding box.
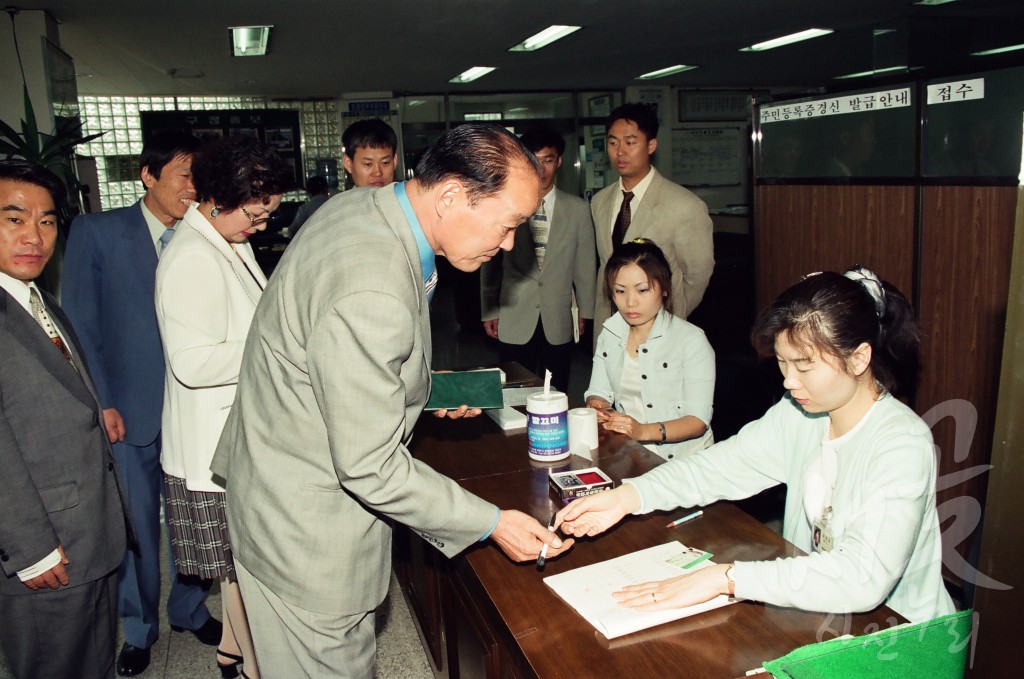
[812,507,835,552]
[813,442,838,553]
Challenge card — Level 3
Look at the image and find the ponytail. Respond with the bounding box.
[751,266,920,397]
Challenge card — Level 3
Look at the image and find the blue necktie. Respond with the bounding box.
[159,228,175,254]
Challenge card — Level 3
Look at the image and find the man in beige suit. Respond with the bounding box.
[211,124,572,678]
[591,103,714,333]
[481,125,596,392]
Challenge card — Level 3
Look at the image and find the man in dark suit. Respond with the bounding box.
[61,133,220,676]
[0,160,129,678]
[481,125,596,392]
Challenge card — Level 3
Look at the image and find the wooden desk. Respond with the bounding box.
[396,408,902,679]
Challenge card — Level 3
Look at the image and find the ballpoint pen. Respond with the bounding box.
[666,509,703,528]
[537,511,557,568]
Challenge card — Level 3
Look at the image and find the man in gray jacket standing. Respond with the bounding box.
[0,160,129,679]
[481,125,596,392]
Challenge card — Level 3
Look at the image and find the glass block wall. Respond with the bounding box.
[77,96,341,210]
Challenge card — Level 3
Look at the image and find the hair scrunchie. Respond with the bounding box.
[844,265,886,318]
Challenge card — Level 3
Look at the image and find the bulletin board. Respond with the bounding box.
[671,125,745,187]
[141,109,302,183]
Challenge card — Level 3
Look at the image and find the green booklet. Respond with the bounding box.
[763,610,972,678]
[424,369,504,411]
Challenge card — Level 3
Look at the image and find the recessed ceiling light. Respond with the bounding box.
[449,66,496,84]
[971,43,1024,56]
[508,25,582,52]
[636,64,698,80]
[834,65,913,80]
[230,25,272,57]
[740,28,833,52]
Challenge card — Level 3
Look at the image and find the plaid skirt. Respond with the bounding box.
[164,473,236,582]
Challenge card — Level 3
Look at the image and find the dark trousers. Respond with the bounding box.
[0,570,117,679]
[113,439,211,648]
[499,320,573,393]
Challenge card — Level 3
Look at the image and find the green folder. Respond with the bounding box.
[763,610,972,678]
[424,369,504,411]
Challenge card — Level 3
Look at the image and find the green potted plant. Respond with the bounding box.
[0,86,104,292]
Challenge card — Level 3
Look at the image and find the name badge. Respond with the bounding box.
[812,507,834,552]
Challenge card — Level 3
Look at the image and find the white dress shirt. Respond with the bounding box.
[608,166,657,234]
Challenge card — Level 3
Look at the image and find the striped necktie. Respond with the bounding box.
[530,200,549,269]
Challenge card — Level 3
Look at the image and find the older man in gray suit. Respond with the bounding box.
[212,124,573,678]
[481,125,596,393]
[0,160,129,679]
[591,103,714,333]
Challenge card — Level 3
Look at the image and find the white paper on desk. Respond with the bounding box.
[543,541,737,639]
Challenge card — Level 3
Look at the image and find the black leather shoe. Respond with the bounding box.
[116,642,151,676]
[171,616,222,646]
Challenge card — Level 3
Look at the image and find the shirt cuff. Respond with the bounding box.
[17,548,61,582]
[479,507,501,542]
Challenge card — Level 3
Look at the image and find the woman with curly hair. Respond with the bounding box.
[155,136,292,678]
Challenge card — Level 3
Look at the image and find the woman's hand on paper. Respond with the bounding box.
[555,484,640,538]
[491,509,574,562]
[613,562,730,611]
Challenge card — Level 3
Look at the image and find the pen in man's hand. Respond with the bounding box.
[537,511,557,568]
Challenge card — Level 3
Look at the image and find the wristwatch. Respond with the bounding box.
[724,564,736,597]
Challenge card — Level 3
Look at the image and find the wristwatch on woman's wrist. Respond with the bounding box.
[724,564,736,596]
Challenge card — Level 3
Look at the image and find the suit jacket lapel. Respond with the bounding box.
[1,290,97,411]
[123,202,159,291]
[628,169,663,237]
[377,187,432,363]
[593,185,617,256]
[183,207,265,307]
[539,191,570,281]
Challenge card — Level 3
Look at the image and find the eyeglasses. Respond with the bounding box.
[240,206,271,226]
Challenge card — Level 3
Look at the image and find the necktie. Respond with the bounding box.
[424,269,438,302]
[530,200,549,269]
[29,287,78,372]
[612,190,634,248]
[159,227,175,254]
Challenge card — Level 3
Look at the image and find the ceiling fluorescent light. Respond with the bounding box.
[449,66,496,84]
[834,65,910,80]
[508,25,582,52]
[637,64,697,80]
[914,0,958,6]
[971,43,1024,56]
[740,28,833,52]
[230,25,272,57]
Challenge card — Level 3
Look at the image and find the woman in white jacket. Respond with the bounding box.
[586,238,715,460]
[558,266,955,624]
[156,137,291,678]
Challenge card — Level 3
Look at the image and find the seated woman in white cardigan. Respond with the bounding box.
[585,238,715,461]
